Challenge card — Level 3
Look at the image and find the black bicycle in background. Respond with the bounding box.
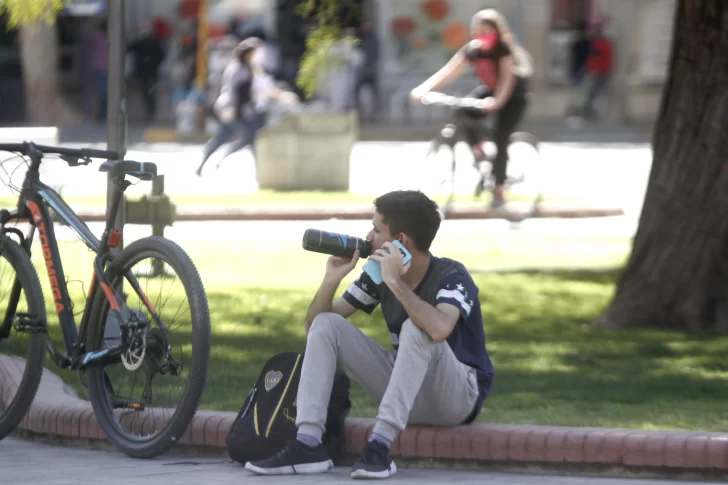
[418,91,543,221]
[0,142,211,458]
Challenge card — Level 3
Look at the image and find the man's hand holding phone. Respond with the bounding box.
[368,241,412,286]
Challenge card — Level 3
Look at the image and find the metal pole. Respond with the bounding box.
[151,175,165,277]
[106,0,127,253]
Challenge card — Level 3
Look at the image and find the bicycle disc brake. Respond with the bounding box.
[120,308,149,371]
[121,327,146,371]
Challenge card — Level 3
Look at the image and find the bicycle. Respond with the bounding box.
[418,91,543,222]
[0,142,211,459]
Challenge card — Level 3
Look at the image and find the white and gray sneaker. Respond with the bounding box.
[350,440,398,479]
[244,439,334,475]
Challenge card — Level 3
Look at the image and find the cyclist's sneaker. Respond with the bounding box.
[350,440,398,479]
[490,195,506,209]
[490,187,506,209]
[244,439,333,475]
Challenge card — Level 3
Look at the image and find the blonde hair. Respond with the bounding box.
[472,9,534,78]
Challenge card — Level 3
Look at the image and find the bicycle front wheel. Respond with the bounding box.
[0,235,46,441]
[85,236,211,458]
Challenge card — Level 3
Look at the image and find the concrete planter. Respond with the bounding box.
[256,111,358,191]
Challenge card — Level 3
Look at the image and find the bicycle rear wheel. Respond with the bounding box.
[85,236,210,458]
[502,131,541,186]
[0,235,46,440]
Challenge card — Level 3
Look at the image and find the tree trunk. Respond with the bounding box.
[18,20,80,125]
[594,0,728,333]
[19,20,60,124]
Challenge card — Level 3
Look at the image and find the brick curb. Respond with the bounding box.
[140,123,654,144]
[2,355,727,476]
[63,202,624,223]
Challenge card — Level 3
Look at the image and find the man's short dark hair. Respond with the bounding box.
[374,190,441,252]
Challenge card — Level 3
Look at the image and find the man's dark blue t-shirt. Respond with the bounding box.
[341,255,494,421]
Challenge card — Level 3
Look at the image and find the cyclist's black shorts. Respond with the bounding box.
[450,85,493,145]
[454,82,529,147]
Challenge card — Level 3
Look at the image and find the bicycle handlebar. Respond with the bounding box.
[0,142,120,161]
[420,92,492,110]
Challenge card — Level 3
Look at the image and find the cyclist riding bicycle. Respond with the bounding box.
[410,8,533,208]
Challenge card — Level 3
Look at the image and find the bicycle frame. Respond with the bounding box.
[0,161,163,372]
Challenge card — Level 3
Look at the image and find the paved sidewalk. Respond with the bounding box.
[0,438,709,485]
[0,139,650,221]
[0,125,653,223]
[2,357,727,482]
[0,125,653,216]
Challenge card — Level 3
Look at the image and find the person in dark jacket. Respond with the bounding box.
[565,22,590,118]
[127,23,166,120]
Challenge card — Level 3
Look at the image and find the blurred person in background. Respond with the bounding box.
[127,22,166,121]
[564,21,590,124]
[354,22,381,121]
[196,38,296,176]
[89,19,109,123]
[580,19,613,120]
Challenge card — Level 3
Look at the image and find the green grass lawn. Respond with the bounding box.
[7,230,728,433]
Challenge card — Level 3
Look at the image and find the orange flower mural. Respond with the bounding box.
[392,16,417,38]
[442,22,469,50]
[421,0,450,22]
[412,37,427,49]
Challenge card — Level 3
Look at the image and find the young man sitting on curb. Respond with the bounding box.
[245,190,495,479]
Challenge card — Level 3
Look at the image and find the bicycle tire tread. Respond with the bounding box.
[0,236,47,440]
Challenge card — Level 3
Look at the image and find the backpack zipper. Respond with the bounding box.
[265,353,302,438]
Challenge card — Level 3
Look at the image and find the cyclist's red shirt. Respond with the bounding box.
[460,40,527,98]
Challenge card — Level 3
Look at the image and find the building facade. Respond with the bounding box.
[0,0,676,126]
[371,0,675,124]
[140,0,675,126]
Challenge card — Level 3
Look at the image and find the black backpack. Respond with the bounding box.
[226,352,352,464]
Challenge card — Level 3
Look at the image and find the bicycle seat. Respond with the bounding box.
[99,160,157,181]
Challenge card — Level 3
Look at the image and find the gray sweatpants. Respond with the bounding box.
[296,312,480,443]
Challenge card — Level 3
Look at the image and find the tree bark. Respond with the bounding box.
[594,0,728,333]
[19,20,60,123]
[18,20,80,125]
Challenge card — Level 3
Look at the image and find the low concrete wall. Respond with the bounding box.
[256,111,358,191]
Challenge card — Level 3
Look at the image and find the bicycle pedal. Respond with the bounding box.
[13,313,47,334]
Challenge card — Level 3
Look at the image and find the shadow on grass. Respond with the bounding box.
[196,270,728,431]
[470,266,625,285]
[199,287,394,413]
[6,266,728,432]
